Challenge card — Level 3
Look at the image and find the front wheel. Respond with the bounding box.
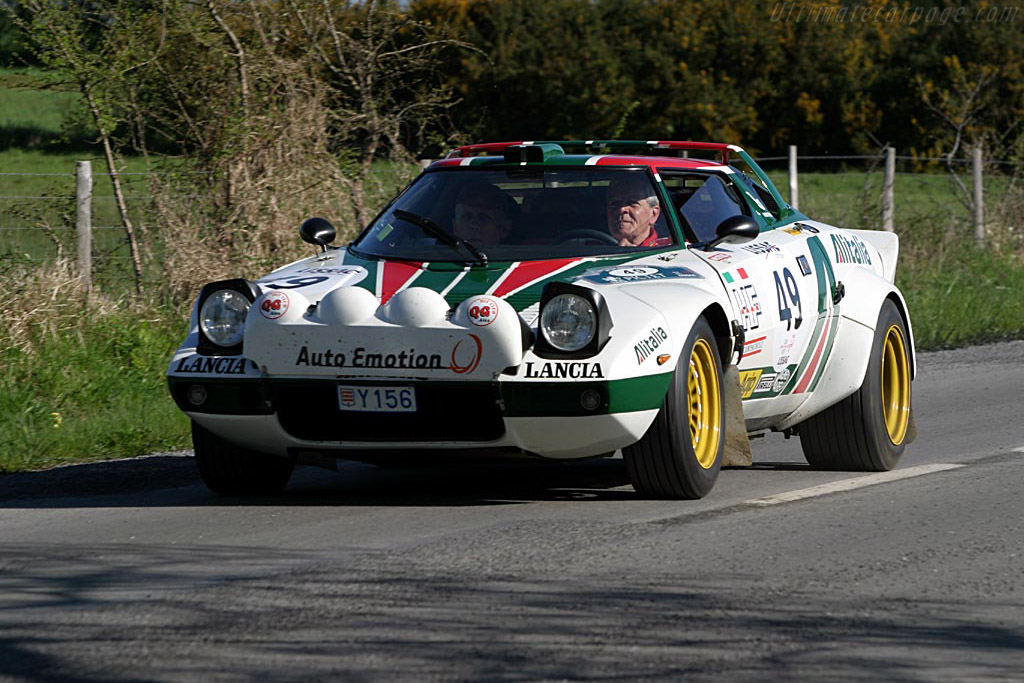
[192,421,295,496]
[624,316,724,499]
[799,299,912,471]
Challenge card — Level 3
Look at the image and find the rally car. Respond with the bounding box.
[168,140,915,499]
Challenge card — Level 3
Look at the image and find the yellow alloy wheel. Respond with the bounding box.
[687,338,722,469]
[881,324,911,445]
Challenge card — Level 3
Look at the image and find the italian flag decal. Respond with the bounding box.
[722,267,749,283]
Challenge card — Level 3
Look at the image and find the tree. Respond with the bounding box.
[6,0,159,292]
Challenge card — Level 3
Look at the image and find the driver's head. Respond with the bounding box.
[607,174,660,246]
[453,181,516,246]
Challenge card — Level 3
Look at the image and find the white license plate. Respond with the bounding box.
[337,385,416,413]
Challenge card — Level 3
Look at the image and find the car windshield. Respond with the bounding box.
[351,168,677,262]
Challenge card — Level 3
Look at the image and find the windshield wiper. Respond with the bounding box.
[393,209,488,266]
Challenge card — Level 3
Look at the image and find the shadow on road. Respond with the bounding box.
[0,453,643,509]
[0,449,816,510]
[2,542,1022,683]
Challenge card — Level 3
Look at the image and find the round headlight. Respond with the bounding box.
[200,289,251,347]
[540,293,596,352]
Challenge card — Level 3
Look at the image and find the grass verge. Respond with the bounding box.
[0,298,190,473]
[899,247,1024,349]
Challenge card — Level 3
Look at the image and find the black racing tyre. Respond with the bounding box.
[192,421,295,496]
[800,299,912,471]
[624,316,724,499]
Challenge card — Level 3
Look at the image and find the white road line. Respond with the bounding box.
[745,463,964,507]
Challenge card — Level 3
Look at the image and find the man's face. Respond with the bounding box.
[453,200,511,246]
[607,180,660,245]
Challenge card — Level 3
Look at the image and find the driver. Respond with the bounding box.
[452,181,518,246]
[606,174,666,247]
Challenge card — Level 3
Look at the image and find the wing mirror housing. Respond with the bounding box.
[703,215,760,250]
[300,217,336,251]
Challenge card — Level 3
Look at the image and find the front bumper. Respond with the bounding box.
[168,374,667,459]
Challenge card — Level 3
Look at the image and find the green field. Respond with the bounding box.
[2,71,1023,473]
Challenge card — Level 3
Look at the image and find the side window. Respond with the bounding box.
[662,174,747,243]
[730,161,782,220]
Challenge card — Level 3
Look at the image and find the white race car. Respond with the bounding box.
[168,140,915,498]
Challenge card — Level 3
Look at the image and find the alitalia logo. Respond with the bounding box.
[634,326,669,364]
[831,234,872,265]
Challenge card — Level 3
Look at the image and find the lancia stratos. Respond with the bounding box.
[167,140,915,499]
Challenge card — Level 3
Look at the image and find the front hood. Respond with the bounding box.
[255,247,707,316]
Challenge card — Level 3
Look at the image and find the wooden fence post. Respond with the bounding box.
[882,146,895,232]
[973,146,984,245]
[76,160,92,296]
[788,145,799,210]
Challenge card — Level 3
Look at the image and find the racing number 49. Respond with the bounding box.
[774,268,802,330]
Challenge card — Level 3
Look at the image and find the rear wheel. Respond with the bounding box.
[800,299,912,471]
[192,421,295,496]
[624,316,724,499]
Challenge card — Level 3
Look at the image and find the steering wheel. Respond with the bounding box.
[556,229,619,245]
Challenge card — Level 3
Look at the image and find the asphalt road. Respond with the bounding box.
[2,341,1023,682]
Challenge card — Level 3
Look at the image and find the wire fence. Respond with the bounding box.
[2,151,1021,293]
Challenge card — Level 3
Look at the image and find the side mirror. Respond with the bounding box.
[300,217,336,251]
[706,215,759,250]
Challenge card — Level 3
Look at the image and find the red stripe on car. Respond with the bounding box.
[490,258,582,298]
[794,314,833,393]
[380,261,423,304]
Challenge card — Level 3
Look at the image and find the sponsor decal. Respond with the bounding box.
[782,223,820,236]
[523,361,605,379]
[174,356,249,374]
[831,234,872,265]
[741,335,766,358]
[755,373,777,393]
[259,291,290,319]
[706,252,734,263]
[293,266,367,275]
[776,332,797,370]
[450,334,483,374]
[295,346,444,370]
[292,334,483,374]
[739,369,762,399]
[772,368,792,394]
[260,266,368,290]
[722,267,748,283]
[730,284,762,331]
[797,255,812,276]
[577,264,703,284]
[467,297,499,327]
[741,241,781,256]
[634,326,669,364]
